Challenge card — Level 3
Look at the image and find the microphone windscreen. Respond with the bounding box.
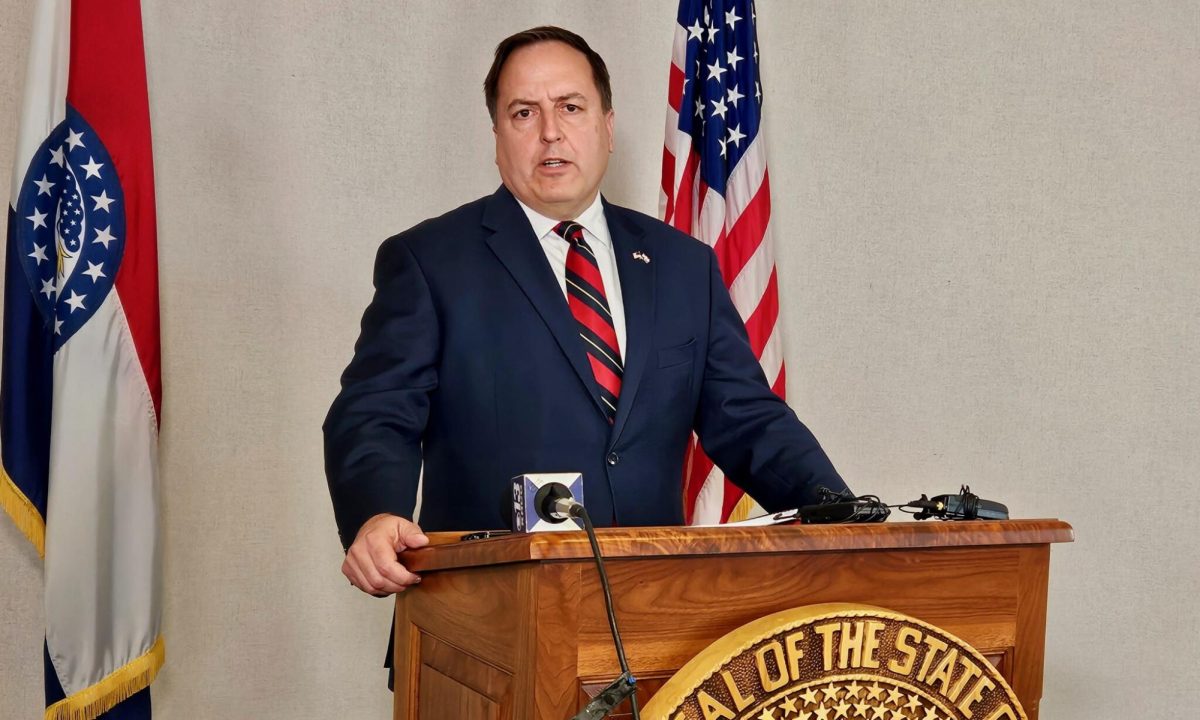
[510,472,585,533]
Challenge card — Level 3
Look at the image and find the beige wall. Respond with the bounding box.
[2,1,1197,717]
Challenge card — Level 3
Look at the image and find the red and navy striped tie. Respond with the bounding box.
[553,221,622,422]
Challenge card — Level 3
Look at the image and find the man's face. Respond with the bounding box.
[493,41,614,221]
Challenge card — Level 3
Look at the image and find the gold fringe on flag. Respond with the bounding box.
[0,466,45,557]
[45,635,165,720]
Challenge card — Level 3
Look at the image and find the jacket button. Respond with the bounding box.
[606,452,620,466]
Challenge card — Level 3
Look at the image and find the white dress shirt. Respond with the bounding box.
[515,193,627,362]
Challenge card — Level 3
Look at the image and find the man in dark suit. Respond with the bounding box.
[324,27,849,597]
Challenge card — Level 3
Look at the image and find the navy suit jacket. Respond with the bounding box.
[324,185,845,545]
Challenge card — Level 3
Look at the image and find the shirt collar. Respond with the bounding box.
[514,193,608,248]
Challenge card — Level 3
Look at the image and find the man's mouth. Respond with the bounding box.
[541,158,569,168]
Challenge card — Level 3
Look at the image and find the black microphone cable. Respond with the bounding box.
[569,504,640,720]
[534,483,639,720]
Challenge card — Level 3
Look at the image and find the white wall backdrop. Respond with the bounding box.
[2,1,1197,718]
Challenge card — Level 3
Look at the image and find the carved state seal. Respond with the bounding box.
[641,604,1025,720]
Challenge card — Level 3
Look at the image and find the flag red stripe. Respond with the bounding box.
[712,227,730,281]
[683,441,714,522]
[67,0,161,420]
[712,171,771,293]
[771,363,787,398]
[667,63,685,113]
[669,150,700,234]
[661,148,677,223]
[743,269,780,352]
[720,476,745,519]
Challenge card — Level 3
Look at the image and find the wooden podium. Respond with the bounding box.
[394,520,1073,720]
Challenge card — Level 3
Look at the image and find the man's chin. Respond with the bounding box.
[519,189,589,219]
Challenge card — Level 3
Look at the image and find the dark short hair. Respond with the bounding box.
[484,26,613,124]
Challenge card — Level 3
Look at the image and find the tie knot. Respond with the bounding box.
[552,221,584,244]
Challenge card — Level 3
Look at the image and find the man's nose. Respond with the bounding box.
[540,112,562,144]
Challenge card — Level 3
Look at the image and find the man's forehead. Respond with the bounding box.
[497,41,597,95]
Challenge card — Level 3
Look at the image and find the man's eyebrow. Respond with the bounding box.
[505,93,588,112]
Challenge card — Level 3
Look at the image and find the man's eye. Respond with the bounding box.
[564,104,580,113]
[515,109,532,119]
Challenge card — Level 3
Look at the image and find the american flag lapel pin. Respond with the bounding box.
[632,251,650,264]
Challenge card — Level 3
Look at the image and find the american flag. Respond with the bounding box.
[660,0,783,524]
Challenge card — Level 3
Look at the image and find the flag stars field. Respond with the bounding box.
[712,96,729,119]
[27,207,48,229]
[93,226,116,248]
[65,128,86,150]
[34,174,55,195]
[92,190,115,212]
[727,83,744,106]
[83,262,106,282]
[64,290,87,313]
[727,123,745,148]
[727,47,743,70]
[80,156,104,179]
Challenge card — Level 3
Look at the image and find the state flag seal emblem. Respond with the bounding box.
[14,105,126,349]
[641,604,1027,720]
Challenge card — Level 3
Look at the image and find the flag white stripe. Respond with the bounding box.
[690,462,726,526]
[43,293,161,693]
[722,136,769,229]
[10,0,69,207]
[758,323,784,388]
[664,23,692,223]
[663,122,694,223]
[728,219,776,322]
[698,186,727,248]
[671,22,689,66]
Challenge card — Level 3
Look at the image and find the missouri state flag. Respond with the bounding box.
[2,1,164,718]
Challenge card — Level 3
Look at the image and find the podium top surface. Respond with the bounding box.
[402,519,1073,573]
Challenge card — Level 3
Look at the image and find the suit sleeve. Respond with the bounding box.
[323,237,439,549]
[693,249,850,510]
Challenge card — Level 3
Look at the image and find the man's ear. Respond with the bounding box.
[605,109,615,153]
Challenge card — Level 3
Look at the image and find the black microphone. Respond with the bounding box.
[534,481,585,523]
[533,482,639,720]
[910,485,1009,521]
[798,486,890,524]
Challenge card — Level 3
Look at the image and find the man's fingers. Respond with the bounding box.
[341,514,428,596]
[347,544,406,595]
[370,539,422,587]
[342,554,376,594]
[399,529,430,550]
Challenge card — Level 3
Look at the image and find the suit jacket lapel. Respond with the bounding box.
[483,186,604,416]
[606,200,654,443]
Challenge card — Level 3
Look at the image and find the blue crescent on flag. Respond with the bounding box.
[14,105,126,351]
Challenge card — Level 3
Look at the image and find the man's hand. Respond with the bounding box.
[343,513,430,596]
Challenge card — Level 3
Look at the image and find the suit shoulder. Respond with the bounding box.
[378,194,491,258]
[607,203,714,261]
